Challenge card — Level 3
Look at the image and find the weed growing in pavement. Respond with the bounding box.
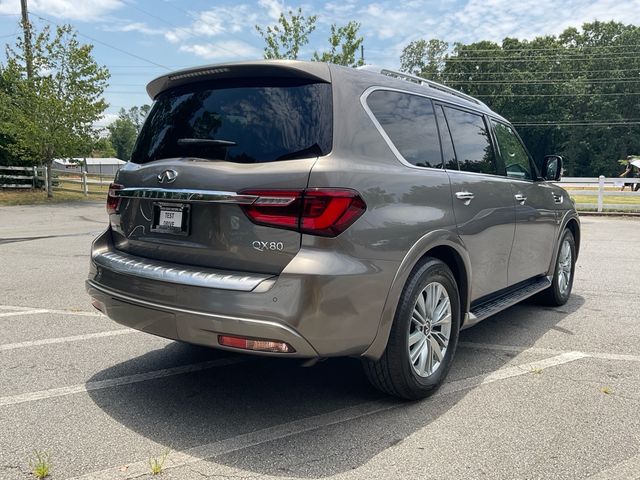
[600,386,613,395]
[149,449,170,475]
[531,367,544,374]
[30,450,51,479]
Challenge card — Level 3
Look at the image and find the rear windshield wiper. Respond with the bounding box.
[177,138,237,147]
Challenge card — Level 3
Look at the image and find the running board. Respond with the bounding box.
[464,276,552,329]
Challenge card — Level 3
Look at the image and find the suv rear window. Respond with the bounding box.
[366,90,442,168]
[131,79,332,164]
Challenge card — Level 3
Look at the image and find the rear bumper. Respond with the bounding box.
[87,229,400,358]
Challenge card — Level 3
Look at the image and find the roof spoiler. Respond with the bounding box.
[146,60,332,99]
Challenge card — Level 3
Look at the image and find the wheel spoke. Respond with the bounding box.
[412,309,426,325]
[408,330,423,347]
[433,295,449,322]
[429,335,443,363]
[417,344,429,374]
[410,337,426,364]
[433,313,451,327]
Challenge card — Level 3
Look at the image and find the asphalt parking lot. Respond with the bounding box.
[0,202,639,480]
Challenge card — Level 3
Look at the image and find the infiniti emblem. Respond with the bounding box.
[157,169,178,184]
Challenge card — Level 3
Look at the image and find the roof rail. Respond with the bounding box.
[358,65,487,108]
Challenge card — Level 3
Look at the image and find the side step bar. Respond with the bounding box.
[464,276,552,329]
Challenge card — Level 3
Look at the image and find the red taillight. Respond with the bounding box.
[218,335,294,353]
[240,188,366,237]
[107,183,123,215]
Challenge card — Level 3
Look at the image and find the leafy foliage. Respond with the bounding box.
[0,23,108,194]
[313,21,365,67]
[400,39,449,80]
[404,21,640,176]
[255,8,317,60]
[107,105,149,160]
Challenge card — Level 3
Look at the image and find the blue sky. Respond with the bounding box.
[1,0,639,128]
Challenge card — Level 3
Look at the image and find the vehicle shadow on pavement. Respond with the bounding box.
[87,294,585,477]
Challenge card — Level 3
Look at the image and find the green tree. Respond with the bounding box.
[106,105,150,159]
[92,136,116,157]
[255,8,317,60]
[313,21,365,67]
[124,104,150,132]
[400,39,449,80]
[0,23,109,196]
[107,111,138,161]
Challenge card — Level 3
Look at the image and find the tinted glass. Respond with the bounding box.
[367,90,442,168]
[492,120,533,180]
[443,107,496,175]
[131,80,332,164]
[435,105,458,170]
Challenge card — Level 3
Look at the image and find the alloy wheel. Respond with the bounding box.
[408,282,452,377]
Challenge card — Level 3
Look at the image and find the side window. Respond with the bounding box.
[442,106,497,175]
[435,105,458,170]
[367,90,442,168]
[491,120,533,180]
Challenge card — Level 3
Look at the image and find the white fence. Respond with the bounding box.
[556,176,640,212]
[1,165,114,196]
[0,166,39,188]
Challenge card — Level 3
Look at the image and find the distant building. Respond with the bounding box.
[52,157,126,176]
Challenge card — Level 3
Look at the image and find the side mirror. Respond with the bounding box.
[542,155,563,181]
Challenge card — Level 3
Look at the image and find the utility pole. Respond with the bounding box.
[20,0,33,79]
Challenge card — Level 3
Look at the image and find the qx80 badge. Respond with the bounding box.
[252,241,285,252]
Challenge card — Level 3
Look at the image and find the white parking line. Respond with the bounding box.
[68,352,588,480]
[0,304,104,317]
[459,341,640,363]
[587,452,640,479]
[0,329,136,352]
[0,357,245,407]
[0,309,48,318]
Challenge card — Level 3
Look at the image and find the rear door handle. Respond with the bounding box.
[455,191,475,205]
[514,194,527,204]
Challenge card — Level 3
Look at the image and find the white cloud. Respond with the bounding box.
[179,40,261,60]
[0,0,123,21]
[164,4,261,44]
[258,0,284,21]
[94,112,119,129]
[104,21,163,36]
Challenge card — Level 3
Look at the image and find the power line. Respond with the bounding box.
[446,78,640,85]
[479,92,640,97]
[120,0,245,59]
[513,120,640,126]
[450,43,640,54]
[443,55,640,63]
[441,68,640,76]
[31,13,171,70]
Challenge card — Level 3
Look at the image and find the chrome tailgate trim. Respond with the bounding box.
[93,250,273,291]
[115,188,258,204]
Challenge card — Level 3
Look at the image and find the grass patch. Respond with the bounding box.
[149,449,170,475]
[569,194,640,206]
[530,367,544,375]
[30,450,51,479]
[600,386,613,395]
[0,189,105,206]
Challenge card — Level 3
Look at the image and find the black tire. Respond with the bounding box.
[362,258,461,400]
[535,229,576,306]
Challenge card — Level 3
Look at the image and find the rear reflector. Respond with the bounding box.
[218,335,294,353]
[240,188,366,237]
[107,183,123,215]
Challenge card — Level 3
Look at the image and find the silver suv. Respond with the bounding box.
[87,61,579,399]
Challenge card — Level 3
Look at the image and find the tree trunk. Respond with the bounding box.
[46,161,53,198]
